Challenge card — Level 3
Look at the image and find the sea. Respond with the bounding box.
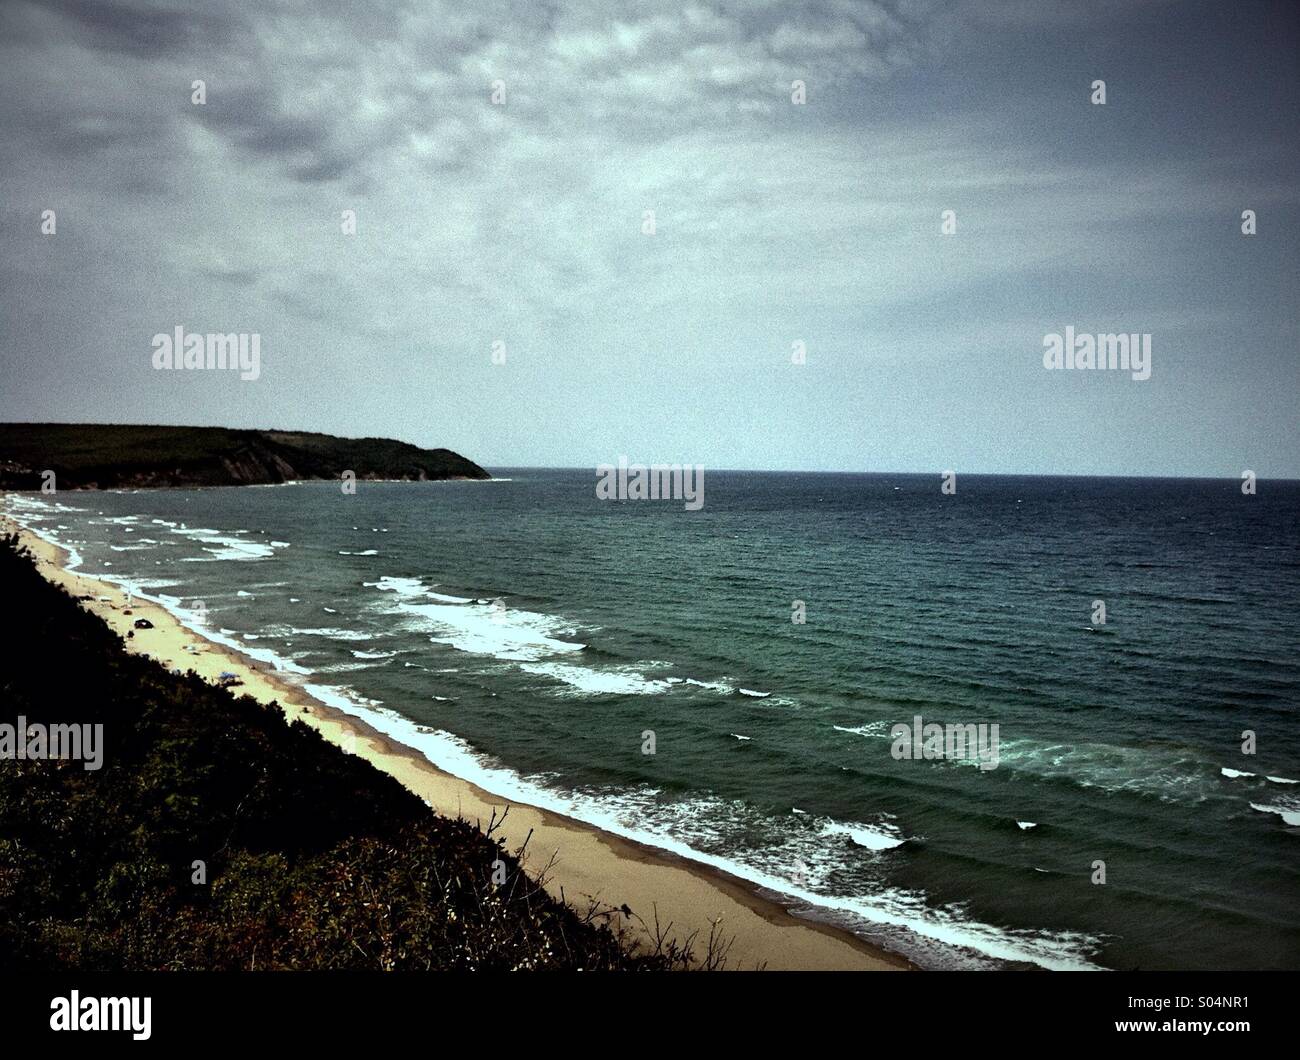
[5,470,1298,970]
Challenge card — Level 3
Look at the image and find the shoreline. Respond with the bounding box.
[1,511,911,972]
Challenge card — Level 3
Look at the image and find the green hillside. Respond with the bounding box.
[0,423,490,489]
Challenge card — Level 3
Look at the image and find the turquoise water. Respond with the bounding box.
[7,471,1299,969]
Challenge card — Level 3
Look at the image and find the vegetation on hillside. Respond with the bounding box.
[0,423,490,489]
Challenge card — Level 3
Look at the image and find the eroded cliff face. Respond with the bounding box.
[218,445,299,484]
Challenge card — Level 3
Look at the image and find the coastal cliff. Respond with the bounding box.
[0,423,490,490]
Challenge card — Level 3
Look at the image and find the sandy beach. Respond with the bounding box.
[1,511,909,971]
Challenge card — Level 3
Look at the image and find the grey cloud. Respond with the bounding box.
[191,84,332,155]
[27,0,243,56]
[197,264,259,288]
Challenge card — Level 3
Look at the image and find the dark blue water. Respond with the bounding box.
[7,471,1299,969]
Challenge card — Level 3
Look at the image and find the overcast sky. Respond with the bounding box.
[1,0,1297,475]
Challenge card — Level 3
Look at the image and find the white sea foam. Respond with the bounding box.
[384,577,431,596]
[1249,802,1300,827]
[683,677,734,693]
[171,525,275,562]
[368,576,426,598]
[371,578,586,663]
[1221,767,1256,779]
[820,818,906,851]
[833,721,890,739]
[421,607,585,660]
[288,627,374,641]
[521,661,671,695]
[987,738,1212,800]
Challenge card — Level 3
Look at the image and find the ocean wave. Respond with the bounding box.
[521,661,671,695]
[367,576,688,696]
[171,526,275,562]
[1249,802,1300,827]
[682,676,734,693]
[368,576,472,604]
[667,676,779,699]
[370,577,585,662]
[833,721,891,739]
[285,695,1101,971]
[973,738,1219,800]
[317,660,394,674]
[284,627,375,641]
[820,818,906,851]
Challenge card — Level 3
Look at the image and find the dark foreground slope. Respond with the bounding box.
[0,423,490,489]
[0,537,676,971]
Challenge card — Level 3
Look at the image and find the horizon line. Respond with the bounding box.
[486,465,1300,484]
[2,421,1293,483]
